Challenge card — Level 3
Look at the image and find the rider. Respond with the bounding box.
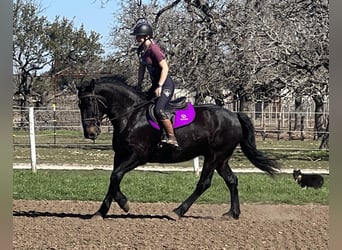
[131,19,179,147]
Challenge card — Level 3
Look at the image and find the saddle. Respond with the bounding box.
[147,97,196,130]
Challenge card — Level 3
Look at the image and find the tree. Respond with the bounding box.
[103,0,329,125]
[13,0,49,107]
[45,17,104,77]
[44,16,104,95]
[270,0,329,139]
[13,0,105,107]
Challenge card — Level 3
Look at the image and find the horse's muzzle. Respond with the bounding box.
[84,126,101,140]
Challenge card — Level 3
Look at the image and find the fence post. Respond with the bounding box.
[53,103,56,144]
[193,157,200,176]
[29,107,37,173]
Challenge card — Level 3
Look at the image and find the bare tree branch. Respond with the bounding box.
[154,0,182,25]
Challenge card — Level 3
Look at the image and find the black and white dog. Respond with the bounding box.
[293,169,324,189]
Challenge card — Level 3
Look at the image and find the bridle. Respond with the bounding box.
[78,92,108,129]
[78,91,157,125]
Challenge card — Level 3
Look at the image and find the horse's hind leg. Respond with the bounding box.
[216,161,240,219]
[173,157,216,218]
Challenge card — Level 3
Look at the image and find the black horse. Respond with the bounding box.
[76,75,280,220]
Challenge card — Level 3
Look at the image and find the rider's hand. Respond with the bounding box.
[155,86,162,97]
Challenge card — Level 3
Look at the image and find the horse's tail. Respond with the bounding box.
[237,112,280,176]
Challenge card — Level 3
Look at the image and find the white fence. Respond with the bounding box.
[13,102,329,141]
[13,105,329,173]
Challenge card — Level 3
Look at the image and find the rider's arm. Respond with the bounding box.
[158,59,169,87]
[137,63,145,91]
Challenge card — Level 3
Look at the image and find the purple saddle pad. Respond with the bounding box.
[148,103,196,130]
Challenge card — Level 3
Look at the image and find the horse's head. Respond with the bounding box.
[76,79,106,140]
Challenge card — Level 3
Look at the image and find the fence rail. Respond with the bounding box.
[13,106,329,146]
[13,107,329,173]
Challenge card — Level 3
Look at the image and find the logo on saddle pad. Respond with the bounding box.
[147,103,196,130]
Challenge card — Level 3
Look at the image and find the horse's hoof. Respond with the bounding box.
[166,209,181,221]
[90,212,104,221]
[222,210,239,220]
[120,201,129,213]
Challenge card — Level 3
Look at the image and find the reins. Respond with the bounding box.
[107,96,158,121]
[79,91,157,123]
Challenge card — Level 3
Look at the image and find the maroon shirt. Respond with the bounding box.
[138,41,165,85]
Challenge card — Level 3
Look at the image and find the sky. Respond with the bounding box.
[41,0,119,55]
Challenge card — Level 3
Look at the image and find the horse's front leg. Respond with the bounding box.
[93,157,140,219]
[94,170,128,217]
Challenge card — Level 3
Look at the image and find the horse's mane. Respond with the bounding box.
[80,74,147,100]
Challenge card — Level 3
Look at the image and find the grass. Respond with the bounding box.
[13,130,329,205]
[13,129,112,145]
[13,147,329,170]
[13,134,329,170]
[13,170,329,205]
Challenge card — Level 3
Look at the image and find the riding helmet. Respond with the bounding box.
[130,21,153,37]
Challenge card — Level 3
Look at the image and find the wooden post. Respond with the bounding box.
[29,107,37,173]
[277,119,280,141]
[53,103,56,144]
[193,157,200,176]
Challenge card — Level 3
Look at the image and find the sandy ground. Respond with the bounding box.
[13,200,328,249]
